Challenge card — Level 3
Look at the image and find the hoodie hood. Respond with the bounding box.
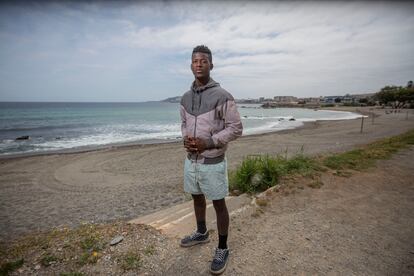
[191,78,220,93]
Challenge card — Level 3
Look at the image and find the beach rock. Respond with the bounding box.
[15,135,30,141]
[289,118,296,121]
[110,235,124,246]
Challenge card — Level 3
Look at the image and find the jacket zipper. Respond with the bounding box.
[194,91,202,163]
[193,94,198,185]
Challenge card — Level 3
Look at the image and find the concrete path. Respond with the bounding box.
[129,194,252,238]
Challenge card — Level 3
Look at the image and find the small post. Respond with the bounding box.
[360,116,364,133]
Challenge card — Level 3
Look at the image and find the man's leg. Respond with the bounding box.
[180,193,210,247]
[210,198,230,274]
[192,194,207,233]
[212,198,229,249]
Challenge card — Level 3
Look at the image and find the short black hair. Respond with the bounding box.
[192,45,212,63]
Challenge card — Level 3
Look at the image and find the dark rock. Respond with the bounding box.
[15,135,30,141]
[289,118,296,121]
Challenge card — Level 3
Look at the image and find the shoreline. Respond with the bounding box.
[1,106,413,240]
[0,120,332,160]
[0,107,363,160]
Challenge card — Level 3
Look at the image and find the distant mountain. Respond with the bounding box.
[161,96,182,103]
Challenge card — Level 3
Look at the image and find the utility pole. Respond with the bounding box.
[360,116,365,133]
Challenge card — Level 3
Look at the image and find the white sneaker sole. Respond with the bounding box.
[210,261,227,275]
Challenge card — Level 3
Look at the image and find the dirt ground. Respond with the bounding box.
[4,146,413,276]
[159,147,414,275]
[0,107,413,241]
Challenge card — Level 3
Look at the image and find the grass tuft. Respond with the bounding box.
[230,129,414,194]
[120,251,141,271]
[40,254,59,267]
[230,154,319,193]
[323,129,414,171]
[0,258,24,276]
[60,272,84,276]
[143,245,156,256]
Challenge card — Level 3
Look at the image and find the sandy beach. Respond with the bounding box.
[1,107,413,241]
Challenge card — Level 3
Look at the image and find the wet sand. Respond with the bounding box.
[0,107,413,240]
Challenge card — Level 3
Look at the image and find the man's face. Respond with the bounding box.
[191,52,213,79]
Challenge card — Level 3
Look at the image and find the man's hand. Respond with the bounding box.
[183,136,196,153]
[183,136,207,153]
[192,137,207,153]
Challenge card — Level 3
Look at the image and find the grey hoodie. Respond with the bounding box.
[180,78,243,164]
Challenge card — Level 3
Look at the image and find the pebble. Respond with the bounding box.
[34,264,41,270]
[110,235,124,246]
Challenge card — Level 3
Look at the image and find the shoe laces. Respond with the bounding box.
[186,231,202,240]
[213,248,227,262]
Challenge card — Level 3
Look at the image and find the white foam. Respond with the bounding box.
[37,130,182,150]
[0,109,366,156]
[242,116,293,120]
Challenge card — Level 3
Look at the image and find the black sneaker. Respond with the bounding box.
[210,247,229,275]
[180,230,209,247]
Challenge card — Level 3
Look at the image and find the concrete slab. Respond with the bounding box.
[129,194,252,238]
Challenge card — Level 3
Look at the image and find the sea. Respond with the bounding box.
[0,102,362,156]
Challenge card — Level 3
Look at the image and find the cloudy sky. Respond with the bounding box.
[0,1,413,102]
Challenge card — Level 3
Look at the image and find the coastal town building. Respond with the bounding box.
[320,96,342,104]
[297,97,320,104]
[273,96,298,103]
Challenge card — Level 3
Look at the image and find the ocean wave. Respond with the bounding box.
[95,123,181,133]
[35,129,182,149]
[0,109,364,156]
[241,116,294,120]
[243,120,304,135]
[0,123,91,133]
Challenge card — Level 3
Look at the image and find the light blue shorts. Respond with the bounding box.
[184,158,229,200]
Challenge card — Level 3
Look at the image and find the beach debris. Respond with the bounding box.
[289,118,296,121]
[15,135,30,141]
[110,235,124,246]
[251,174,262,188]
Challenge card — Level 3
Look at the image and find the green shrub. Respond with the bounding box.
[0,259,24,275]
[229,154,318,193]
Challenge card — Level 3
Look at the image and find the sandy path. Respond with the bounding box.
[0,107,413,240]
[160,147,414,275]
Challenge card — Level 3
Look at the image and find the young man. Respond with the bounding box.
[179,45,243,274]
